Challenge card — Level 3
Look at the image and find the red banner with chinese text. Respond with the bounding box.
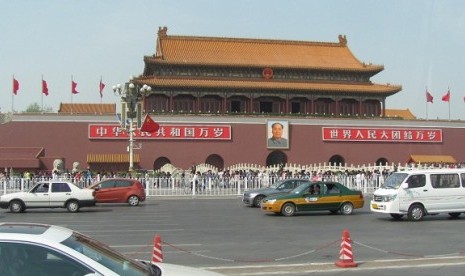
[89,124,232,140]
[322,127,442,143]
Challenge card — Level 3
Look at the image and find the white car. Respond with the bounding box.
[0,181,96,213]
[0,222,224,276]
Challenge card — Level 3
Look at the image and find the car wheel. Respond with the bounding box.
[128,195,140,206]
[448,212,461,218]
[67,200,80,212]
[281,203,296,217]
[340,202,354,215]
[9,200,24,213]
[390,214,404,220]
[408,204,424,221]
[253,195,265,207]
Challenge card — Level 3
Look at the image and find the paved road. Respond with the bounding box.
[2,197,465,275]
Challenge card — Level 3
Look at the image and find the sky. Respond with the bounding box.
[2,0,465,120]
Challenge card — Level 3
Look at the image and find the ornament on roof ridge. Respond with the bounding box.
[338,35,347,46]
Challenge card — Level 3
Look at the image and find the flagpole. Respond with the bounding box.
[11,75,15,113]
[71,75,74,114]
[448,87,451,121]
[425,86,428,120]
[100,76,103,104]
[41,75,44,113]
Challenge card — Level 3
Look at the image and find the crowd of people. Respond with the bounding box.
[1,162,464,191]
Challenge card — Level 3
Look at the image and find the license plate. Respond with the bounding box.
[371,203,378,209]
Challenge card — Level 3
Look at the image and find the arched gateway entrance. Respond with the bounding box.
[266,151,288,167]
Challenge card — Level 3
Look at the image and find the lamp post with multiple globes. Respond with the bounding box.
[112,76,151,172]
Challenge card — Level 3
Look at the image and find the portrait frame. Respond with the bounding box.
[266,120,289,149]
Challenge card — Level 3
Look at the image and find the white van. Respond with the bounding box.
[371,169,465,221]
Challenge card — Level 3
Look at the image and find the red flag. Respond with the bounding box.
[140,114,159,133]
[13,78,19,95]
[99,80,105,98]
[441,90,450,102]
[426,91,433,103]
[42,80,49,96]
[72,81,79,94]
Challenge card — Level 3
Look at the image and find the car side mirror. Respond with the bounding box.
[401,182,408,189]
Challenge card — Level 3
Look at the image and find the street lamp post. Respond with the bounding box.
[113,77,151,172]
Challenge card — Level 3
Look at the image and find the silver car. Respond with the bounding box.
[242,178,311,207]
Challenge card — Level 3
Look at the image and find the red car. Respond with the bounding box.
[88,178,146,206]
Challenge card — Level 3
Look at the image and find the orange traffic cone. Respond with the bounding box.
[335,229,357,268]
[151,234,163,263]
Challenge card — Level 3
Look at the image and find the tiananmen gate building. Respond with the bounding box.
[1,27,464,174]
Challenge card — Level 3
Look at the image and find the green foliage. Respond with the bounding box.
[24,103,53,113]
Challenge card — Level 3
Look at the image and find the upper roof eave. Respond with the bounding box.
[134,76,401,95]
[143,56,384,73]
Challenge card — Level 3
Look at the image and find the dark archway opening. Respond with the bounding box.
[376,158,389,166]
[205,154,224,170]
[153,157,171,170]
[329,155,345,166]
[266,151,288,167]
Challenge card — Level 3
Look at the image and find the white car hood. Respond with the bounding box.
[0,192,30,200]
[373,187,398,196]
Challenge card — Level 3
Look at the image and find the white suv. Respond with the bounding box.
[0,181,96,213]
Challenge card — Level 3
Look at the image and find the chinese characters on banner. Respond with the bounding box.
[89,124,231,140]
[322,127,442,143]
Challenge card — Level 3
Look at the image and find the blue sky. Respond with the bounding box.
[2,0,465,120]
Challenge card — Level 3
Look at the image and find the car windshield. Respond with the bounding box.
[383,173,408,189]
[290,183,310,194]
[61,231,154,276]
[269,180,286,189]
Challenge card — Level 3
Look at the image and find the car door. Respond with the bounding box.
[95,180,118,202]
[298,183,324,211]
[398,174,430,212]
[49,183,73,207]
[428,173,463,211]
[24,183,51,207]
[113,180,132,201]
[313,183,344,210]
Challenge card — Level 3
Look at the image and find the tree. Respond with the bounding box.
[24,103,53,113]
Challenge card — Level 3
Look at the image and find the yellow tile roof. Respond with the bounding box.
[147,30,383,71]
[409,155,457,164]
[87,153,140,163]
[58,103,116,114]
[384,109,416,120]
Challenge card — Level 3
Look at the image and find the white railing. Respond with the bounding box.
[3,162,462,197]
[0,173,386,197]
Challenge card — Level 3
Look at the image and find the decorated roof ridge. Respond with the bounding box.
[157,26,350,47]
[143,56,384,71]
[160,33,349,48]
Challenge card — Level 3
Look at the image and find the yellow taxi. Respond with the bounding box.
[261,181,365,216]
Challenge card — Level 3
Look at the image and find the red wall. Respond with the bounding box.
[1,116,464,171]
